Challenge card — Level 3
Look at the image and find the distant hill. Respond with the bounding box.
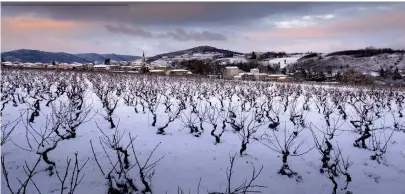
[74,53,106,63]
[98,54,141,62]
[148,46,242,61]
[326,48,405,58]
[297,53,320,61]
[75,53,141,63]
[1,49,141,63]
[290,48,405,73]
[1,49,87,63]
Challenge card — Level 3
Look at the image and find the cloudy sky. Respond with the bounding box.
[1,2,405,56]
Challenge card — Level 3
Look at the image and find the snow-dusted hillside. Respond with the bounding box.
[211,54,304,67]
[265,54,305,68]
[213,56,248,65]
[150,59,170,67]
[171,52,223,60]
[295,53,405,73]
[148,46,241,61]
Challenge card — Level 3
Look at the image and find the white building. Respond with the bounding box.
[93,64,108,71]
[169,69,192,76]
[223,66,240,79]
[250,68,260,75]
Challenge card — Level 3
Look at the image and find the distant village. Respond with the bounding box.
[5,47,403,85]
[1,51,295,82]
[1,51,195,76]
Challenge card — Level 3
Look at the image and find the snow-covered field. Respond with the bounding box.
[1,68,405,194]
[216,56,248,65]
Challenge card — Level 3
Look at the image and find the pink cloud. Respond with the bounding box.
[1,17,89,31]
[1,17,105,53]
[253,9,405,39]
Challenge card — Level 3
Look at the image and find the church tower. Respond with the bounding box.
[140,50,149,74]
[141,51,146,66]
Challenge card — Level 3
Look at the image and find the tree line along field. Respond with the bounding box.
[1,68,405,194]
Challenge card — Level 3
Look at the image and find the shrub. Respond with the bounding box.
[340,69,375,85]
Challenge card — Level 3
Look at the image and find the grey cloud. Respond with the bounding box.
[2,2,401,27]
[104,24,226,41]
[105,24,153,38]
[158,28,227,41]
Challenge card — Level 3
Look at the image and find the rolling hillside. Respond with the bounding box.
[148,45,242,61]
[291,49,405,73]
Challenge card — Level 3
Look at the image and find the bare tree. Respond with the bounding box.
[2,106,90,194]
[1,111,25,146]
[130,134,164,193]
[91,123,139,194]
[138,85,161,127]
[264,99,282,130]
[1,154,42,194]
[54,152,90,194]
[91,124,164,194]
[288,98,305,128]
[234,110,267,156]
[195,102,209,133]
[12,95,93,176]
[91,75,121,129]
[17,111,60,175]
[369,128,395,164]
[302,92,312,111]
[257,124,313,181]
[208,105,225,144]
[180,111,202,137]
[157,105,182,135]
[347,98,386,149]
[311,118,344,141]
[51,97,93,140]
[208,153,266,194]
[310,124,352,194]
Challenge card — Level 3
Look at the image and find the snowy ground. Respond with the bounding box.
[1,69,405,194]
[150,59,169,67]
[265,54,304,68]
[214,57,249,65]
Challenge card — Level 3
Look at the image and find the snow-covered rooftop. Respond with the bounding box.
[3,62,14,66]
[171,69,190,72]
[149,69,166,73]
[94,65,108,68]
[268,74,289,77]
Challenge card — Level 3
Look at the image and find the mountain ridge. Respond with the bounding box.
[1,49,141,63]
[3,47,405,66]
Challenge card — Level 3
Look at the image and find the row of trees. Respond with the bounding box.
[327,48,405,58]
[379,67,402,80]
